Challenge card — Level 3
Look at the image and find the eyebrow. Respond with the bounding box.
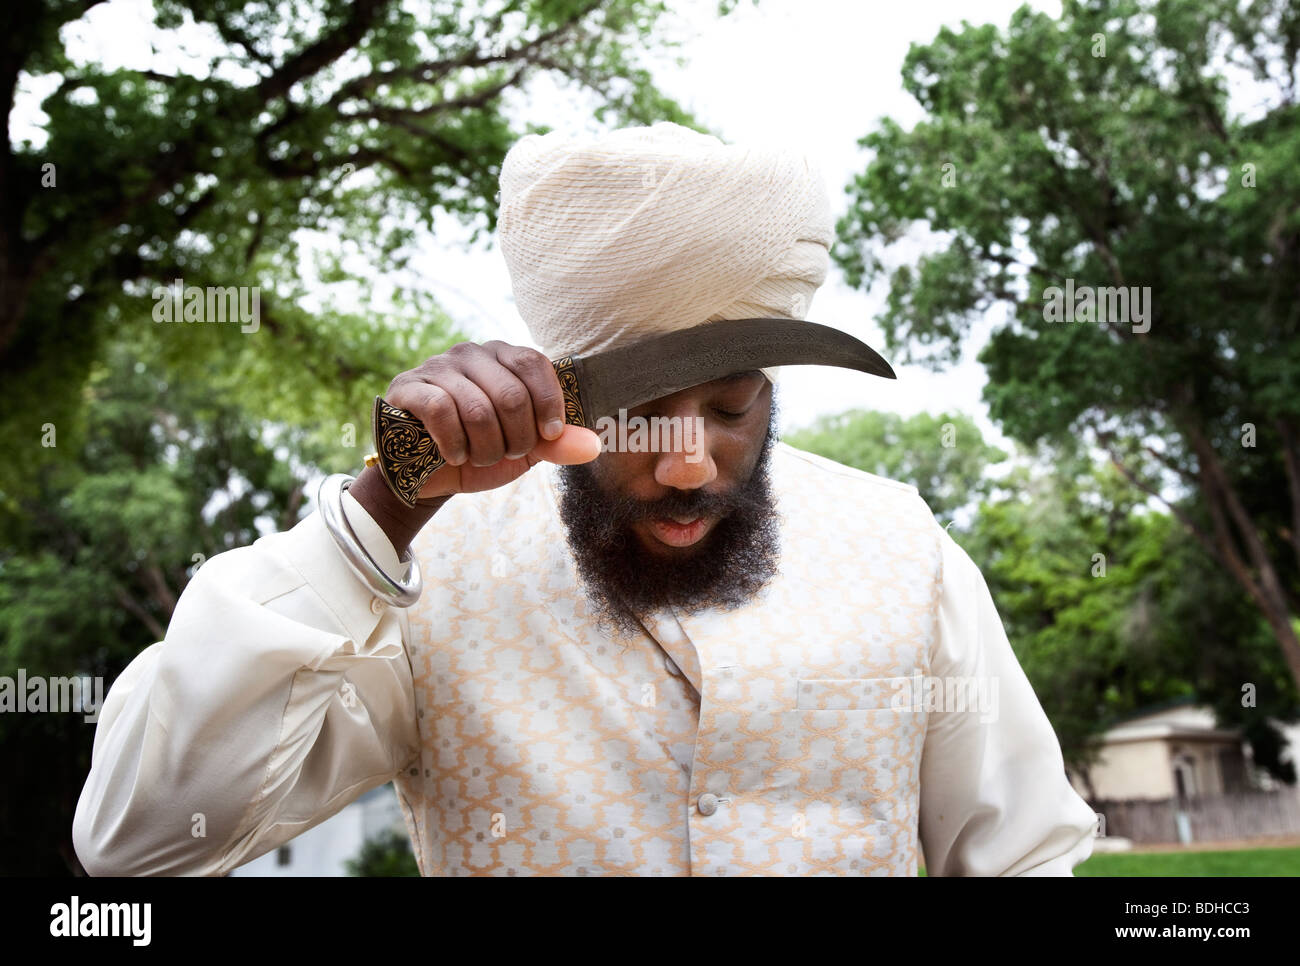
[717,369,764,385]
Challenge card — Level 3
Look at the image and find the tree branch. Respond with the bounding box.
[341,63,529,121]
[279,480,305,532]
[1278,417,1300,569]
[113,585,167,641]
[1103,444,1222,570]
[1188,422,1294,617]
[253,0,392,106]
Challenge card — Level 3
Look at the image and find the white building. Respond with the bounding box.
[230,782,408,877]
[1067,701,1300,802]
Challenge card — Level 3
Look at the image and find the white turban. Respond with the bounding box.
[496,122,835,383]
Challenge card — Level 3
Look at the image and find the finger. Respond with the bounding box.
[440,371,508,466]
[396,371,505,467]
[530,425,602,465]
[493,343,566,441]
[391,381,470,467]
[462,345,539,460]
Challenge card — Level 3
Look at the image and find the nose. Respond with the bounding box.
[652,418,717,490]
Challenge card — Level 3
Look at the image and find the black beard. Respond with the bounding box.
[556,400,781,639]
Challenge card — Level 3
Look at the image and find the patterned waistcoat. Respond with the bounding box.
[394,442,944,875]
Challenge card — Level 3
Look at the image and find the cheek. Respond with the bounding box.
[740,407,775,471]
[591,449,649,489]
[709,424,765,474]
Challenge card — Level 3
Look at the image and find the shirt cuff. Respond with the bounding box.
[341,489,405,577]
[260,491,413,652]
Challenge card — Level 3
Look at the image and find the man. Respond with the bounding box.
[74,122,1098,876]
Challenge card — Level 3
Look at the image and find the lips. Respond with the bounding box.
[645,516,711,548]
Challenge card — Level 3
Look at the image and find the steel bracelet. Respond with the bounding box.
[317,473,423,608]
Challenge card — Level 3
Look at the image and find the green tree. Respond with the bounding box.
[1149,519,1300,785]
[960,459,1182,790]
[0,332,353,873]
[785,409,1006,523]
[835,0,1300,691]
[963,458,1298,792]
[345,825,421,876]
[1,0,714,504]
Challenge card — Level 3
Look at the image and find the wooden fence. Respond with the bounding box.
[1091,788,1300,845]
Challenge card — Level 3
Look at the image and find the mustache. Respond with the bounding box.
[595,480,769,527]
[554,394,782,637]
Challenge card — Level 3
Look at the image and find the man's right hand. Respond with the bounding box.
[388,340,602,497]
[349,341,603,552]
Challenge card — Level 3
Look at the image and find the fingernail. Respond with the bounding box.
[544,419,564,440]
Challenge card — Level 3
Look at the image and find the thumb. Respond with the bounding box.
[530,424,602,465]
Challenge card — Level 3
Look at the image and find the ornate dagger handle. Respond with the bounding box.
[370,356,586,507]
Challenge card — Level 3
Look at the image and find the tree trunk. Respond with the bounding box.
[0,246,35,364]
[1188,425,1300,693]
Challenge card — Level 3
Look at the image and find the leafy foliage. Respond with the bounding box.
[835,0,1300,691]
[1,0,710,501]
[344,825,421,877]
[786,409,1006,523]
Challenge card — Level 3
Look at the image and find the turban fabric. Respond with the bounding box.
[496,122,835,383]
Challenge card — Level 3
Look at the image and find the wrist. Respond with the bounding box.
[348,465,449,554]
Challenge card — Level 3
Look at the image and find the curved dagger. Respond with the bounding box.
[372,318,895,507]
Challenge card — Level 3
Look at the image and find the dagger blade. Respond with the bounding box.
[571,317,894,427]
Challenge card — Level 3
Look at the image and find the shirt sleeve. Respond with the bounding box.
[73,491,422,877]
[917,527,1097,876]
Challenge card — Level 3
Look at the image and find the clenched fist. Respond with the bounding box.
[350,341,602,551]
[384,340,602,497]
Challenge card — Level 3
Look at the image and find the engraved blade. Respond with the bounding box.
[572,317,895,425]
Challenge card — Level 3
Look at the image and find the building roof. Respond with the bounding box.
[1101,701,1241,745]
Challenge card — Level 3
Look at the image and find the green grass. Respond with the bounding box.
[917,845,1300,876]
[1075,845,1300,876]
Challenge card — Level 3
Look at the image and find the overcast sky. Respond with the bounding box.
[18,0,1069,442]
